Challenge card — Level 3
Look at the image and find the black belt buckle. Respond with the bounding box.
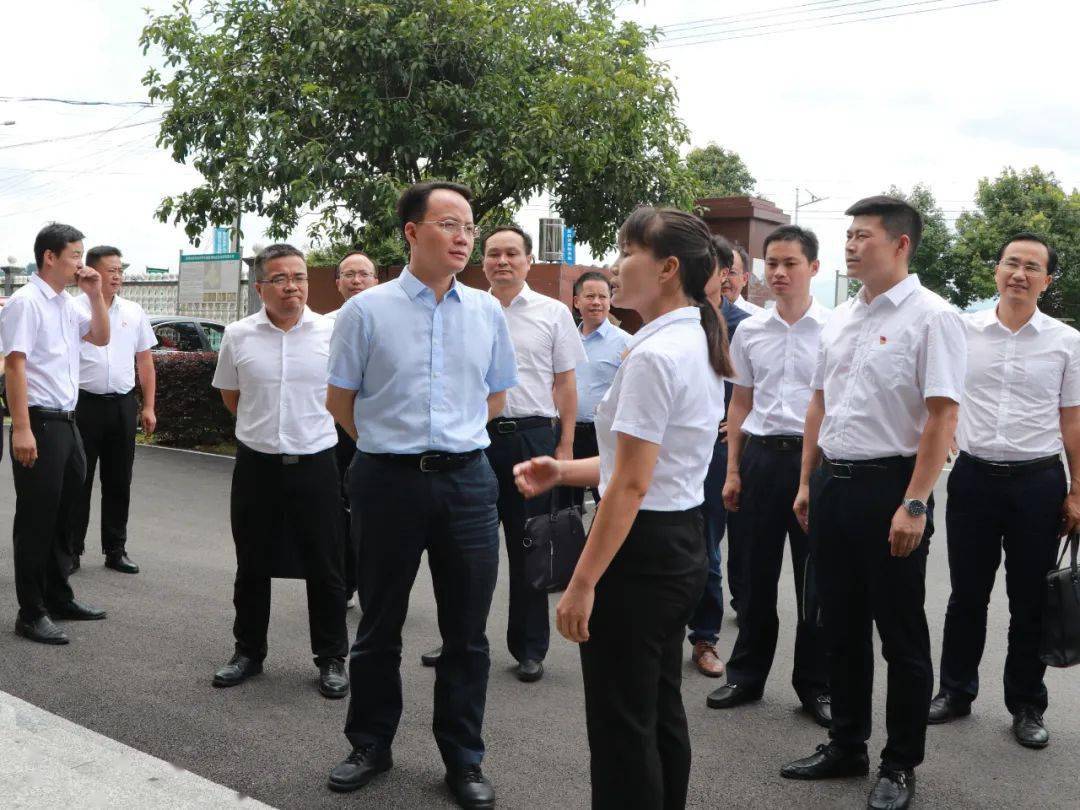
[282,455,300,466]
[419,453,442,473]
[829,462,853,480]
[495,421,517,436]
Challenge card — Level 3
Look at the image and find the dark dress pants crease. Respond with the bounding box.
[688,437,727,645]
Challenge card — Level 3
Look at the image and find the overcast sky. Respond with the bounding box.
[2,0,1077,305]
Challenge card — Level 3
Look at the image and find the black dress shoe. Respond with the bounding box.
[1012,706,1049,749]
[780,742,870,780]
[15,615,69,645]
[47,600,106,621]
[421,645,442,667]
[327,744,393,792]
[706,682,762,709]
[318,660,349,699]
[445,764,495,809]
[104,553,140,574]
[802,693,832,728]
[212,653,263,687]
[928,691,971,724]
[867,767,915,809]
[515,659,543,683]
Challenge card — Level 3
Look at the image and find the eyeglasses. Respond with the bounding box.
[419,220,481,238]
[260,273,308,287]
[999,257,1047,275]
[340,271,376,280]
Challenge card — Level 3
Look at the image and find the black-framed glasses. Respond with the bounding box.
[260,273,309,287]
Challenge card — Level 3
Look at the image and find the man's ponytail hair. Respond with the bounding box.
[618,207,732,377]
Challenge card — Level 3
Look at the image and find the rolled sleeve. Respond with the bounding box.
[610,351,674,445]
[485,304,519,393]
[552,307,587,374]
[211,328,239,390]
[922,309,967,402]
[728,329,753,387]
[0,297,38,357]
[1060,333,1080,408]
[327,301,368,391]
[136,312,157,352]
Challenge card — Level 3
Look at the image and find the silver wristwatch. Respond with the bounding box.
[903,498,927,517]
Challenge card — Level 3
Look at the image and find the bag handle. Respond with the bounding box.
[1055,532,1079,571]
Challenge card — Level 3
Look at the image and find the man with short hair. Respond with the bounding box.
[569,270,629,508]
[1,223,110,645]
[726,243,765,315]
[707,224,830,724]
[325,249,379,609]
[928,232,1080,750]
[211,244,349,700]
[326,181,517,808]
[68,245,156,575]
[782,196,966,810]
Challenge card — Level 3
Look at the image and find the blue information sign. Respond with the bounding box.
[562,226,576,265]
[213,227,231,254]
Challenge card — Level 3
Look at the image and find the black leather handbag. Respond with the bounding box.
[1039,532,1080,668]
[522,489,586,593]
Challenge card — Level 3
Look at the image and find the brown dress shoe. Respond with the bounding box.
[692,641,725,677]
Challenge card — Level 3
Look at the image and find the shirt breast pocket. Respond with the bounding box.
[867,340,911,389]
[1024,357,1063,400]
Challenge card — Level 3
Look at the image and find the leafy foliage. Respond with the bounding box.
[884,183,958,300]
[143,352,234,448]
[684,143,756,198]
[141,0,696,257]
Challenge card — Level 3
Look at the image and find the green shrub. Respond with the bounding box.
[143,352,234,448]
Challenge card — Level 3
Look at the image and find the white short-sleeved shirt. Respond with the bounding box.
[497,283,586,418]
[212,306,336,455]
[734,296,765,316]
[957,306,1080,462]
[813,274,967,460]
[729,298,829,437]
[595,307,725,511]
[73,294,156,395]
[0,273,91,410]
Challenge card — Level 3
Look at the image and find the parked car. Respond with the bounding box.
[149,316,226,353]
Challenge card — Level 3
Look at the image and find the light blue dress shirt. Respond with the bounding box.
[328,266,518,454]
[575,318,631,423]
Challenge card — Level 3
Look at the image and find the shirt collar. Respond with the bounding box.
[29,272,60,300]
[766,296,828,328]
[254,305,314,331]
[580,317,613,340]
[979,303,1049,334]
[399,265,461,302]
[628,306,700,350]
[858,273,921,308]
[493,281,534,308]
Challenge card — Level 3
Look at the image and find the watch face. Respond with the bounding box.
[905,499,926,516]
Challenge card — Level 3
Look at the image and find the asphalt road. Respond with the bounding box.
[1,446,1078,809]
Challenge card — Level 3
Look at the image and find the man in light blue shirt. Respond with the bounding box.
[324,181,517,810]
[569,270,630,507]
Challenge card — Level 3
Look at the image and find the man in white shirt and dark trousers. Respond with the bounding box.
[210,244,348,699]
[1,223,110,645]
[928,233,1080,749]
[570,271,630,508]
[68,245,156,575]
[707,225,830,725]
[783,197,967,810]
[423,225,585,683]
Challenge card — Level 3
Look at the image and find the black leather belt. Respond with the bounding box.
[959,451,1062,477]
[28,406,76,423]
[237,442,333,466]
[80,389,134,401]
[822,455,914,480]
[575,421,596,432]
[748,434,803,452]
[487,416,552,436]
[362,449,482,473]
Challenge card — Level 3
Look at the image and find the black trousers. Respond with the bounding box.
[811,456,932,770]
[484,420,555,663]
[725,438,827,700]
[334,424,359,598]
[229,443,347,665]
[344,452,500,768]
[939,453,1065,714]
[580,508,707,810]
[566,421,600,508]
[69,389,138,557]
[11,411,82,622]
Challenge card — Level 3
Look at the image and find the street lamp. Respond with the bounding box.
[3,255,19,295]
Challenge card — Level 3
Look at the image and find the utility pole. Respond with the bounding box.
[794,186,826,224]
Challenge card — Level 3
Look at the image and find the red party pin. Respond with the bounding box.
[879,336,887,344]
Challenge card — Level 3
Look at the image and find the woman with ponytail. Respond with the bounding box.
[513,207,731,809]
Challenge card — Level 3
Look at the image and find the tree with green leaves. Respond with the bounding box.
[140,0,695,261]
[684,143,756,198]
[949,167,1080,317]
[884,183,957,300]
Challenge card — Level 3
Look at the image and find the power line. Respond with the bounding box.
[655,0,1000,48]
[0,118,162,152]
[659,0,893,33]
[0,96,158,108]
